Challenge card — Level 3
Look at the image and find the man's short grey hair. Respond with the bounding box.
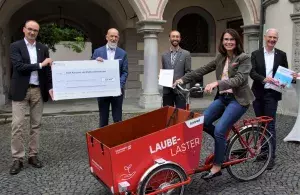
[265,28,279,37]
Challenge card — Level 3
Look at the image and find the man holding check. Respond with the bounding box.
[91,28,128,127]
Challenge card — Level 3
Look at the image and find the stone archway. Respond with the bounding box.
[0,0,139,106]
[128,0,259,25]
[125,0,261,108]
[234,0,260,25]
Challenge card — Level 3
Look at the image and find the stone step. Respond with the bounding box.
[128,56,140,60]
[127,53,143,58]
[128,59,141,63]
[126,80,142,89]
[125,89,141,98]
[128,65,143,72]
[127,72,141,81]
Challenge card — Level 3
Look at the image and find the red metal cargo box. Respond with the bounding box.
[86,106,204,194]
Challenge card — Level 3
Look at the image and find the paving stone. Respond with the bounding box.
[0,108,299,194]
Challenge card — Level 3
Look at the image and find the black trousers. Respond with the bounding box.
[97,89,124,127]
[162,90,186,109]
[252,90,278,159]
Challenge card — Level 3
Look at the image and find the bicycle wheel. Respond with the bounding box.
[225,126,272,181]
[138,164,187,195]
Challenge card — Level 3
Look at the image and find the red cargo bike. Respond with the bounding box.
[86,84,273,195]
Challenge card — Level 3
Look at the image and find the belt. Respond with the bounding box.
[28,84,39,88]
[219,92,234,97]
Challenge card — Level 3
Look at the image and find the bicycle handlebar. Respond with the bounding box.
[176,83,204,93]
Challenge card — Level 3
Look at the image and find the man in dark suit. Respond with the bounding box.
[161,30,191,109]
[91,28,128,127]
[9,20,53,175]
[250,28,297,170]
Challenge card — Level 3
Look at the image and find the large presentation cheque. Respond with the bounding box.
[52,60,121,101]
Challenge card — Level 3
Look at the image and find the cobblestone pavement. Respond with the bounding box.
[0,108,299,195]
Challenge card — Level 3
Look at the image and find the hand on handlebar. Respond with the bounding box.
[173,79,183,88]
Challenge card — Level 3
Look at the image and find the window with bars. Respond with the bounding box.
[172,6,216,55]
[177,14,209,53]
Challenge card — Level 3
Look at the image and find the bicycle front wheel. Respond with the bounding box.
[225,126,272,181]
[138,164,187,195]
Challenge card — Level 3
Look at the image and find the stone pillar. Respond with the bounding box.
[0,27,8,106]
[279,0,300,117]
[241,24,260,54]
[241,24,260,87]
[290,0,300,73]
[137,20,165,109]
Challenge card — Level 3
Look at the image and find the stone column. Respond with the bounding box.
[137,20,166,109]
[290,0,300,73]
[279,0,300,117]
[241,24,260,87]
[0,27,7,106]
[241,24,260,54]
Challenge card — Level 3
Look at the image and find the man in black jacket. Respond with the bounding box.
[9,20,53,175]
[250,28,297,170]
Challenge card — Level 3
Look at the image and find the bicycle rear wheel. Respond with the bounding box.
[225,126,272,181]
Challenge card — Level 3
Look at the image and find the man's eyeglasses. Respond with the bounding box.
[24,27,39,33]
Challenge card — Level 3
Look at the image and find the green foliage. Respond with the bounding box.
[37,23,86,53]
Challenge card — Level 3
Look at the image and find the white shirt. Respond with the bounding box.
[106,44,116,60]
[24,38,39,85]
[264,47,275,89]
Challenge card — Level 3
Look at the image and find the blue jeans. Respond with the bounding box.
[203,94,248,165]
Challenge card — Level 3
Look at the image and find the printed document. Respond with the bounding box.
[268,66,295,93]
[159,69,174,88]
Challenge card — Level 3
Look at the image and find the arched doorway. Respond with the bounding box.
[0,0,142,106]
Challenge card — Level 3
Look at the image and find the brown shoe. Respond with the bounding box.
[9,160,23,175]
[28,156,43,168]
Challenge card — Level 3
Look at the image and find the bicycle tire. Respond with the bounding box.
[225,126,272,181]
[138,164,187,195]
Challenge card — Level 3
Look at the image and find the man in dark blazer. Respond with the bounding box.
[161,30,191,109]
[9,20,53,175]
[250,28,297,170]
[91,28,128,127]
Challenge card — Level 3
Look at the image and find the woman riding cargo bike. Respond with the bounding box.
[174,28,260,180]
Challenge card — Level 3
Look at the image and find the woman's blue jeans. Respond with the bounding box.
[203,94,248,165]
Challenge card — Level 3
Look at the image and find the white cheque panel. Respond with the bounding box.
[52,60,121,100]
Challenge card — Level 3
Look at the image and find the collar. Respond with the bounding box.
[170,46,180,52]
[264,47,275,54]
[24,38,36,46]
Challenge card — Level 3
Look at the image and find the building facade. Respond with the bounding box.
[0,0,299,114]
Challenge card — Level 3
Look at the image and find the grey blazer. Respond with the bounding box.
[161,48,191,94]
[182,53,255,106]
